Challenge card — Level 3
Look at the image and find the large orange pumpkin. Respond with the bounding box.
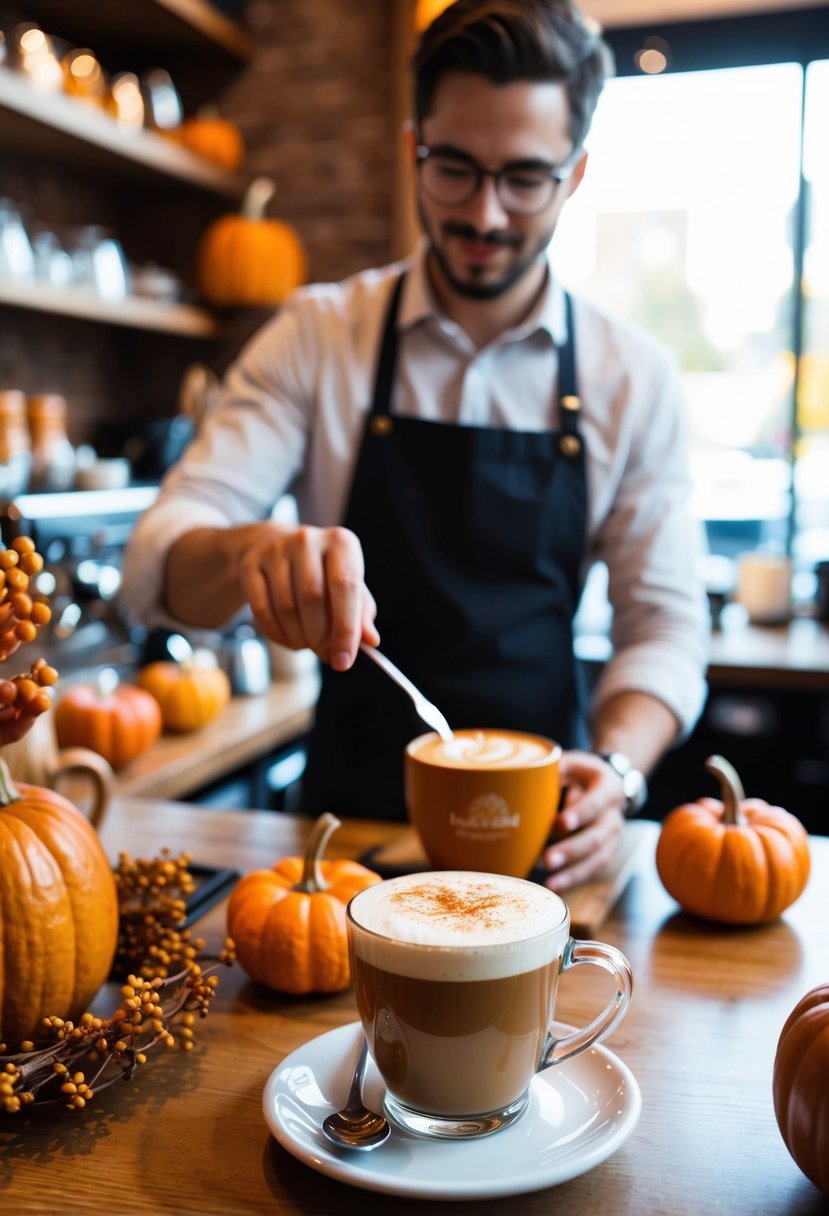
[655,755,810,924]
[0,760,119,1047]
[54,669,162,769]
[773,983,829,1195]
[196,177,307,308]
[226,813,381,995]
[137,658,230,733]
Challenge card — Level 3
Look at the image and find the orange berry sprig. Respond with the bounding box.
[0,658,59,717]
[0,946,235,1114]
[0,537,59,742]
[0,537,50,661]
[112,851,206,982]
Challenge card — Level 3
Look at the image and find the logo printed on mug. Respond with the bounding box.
[450,792,519,837]
[405,728,561,877]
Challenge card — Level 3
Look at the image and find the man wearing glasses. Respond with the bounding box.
[123,0,709,890]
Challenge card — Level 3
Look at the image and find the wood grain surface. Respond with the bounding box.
[2,798,827,1216]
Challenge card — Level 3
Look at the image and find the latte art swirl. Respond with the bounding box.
[413,728,553,769]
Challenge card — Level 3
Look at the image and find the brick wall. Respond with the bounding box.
[1,0,405,442]
[221,0,400,284]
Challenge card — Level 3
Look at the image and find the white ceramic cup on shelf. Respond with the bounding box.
[735,552,792,624]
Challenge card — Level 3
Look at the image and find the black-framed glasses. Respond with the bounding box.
[415,144,576,215]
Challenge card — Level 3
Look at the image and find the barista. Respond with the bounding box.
[122,0,709,891]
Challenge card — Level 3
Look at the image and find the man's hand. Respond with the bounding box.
[237,523,380,671]
[540,750,625,892]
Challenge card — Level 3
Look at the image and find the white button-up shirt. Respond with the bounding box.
[123,242,710,735]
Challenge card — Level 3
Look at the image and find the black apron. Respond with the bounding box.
[299,273,588,821]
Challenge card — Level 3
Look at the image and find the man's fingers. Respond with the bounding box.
[543,812,624,891]
[323,528,367,670]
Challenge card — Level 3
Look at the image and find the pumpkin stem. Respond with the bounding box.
[294,812,341,894]
[705,754,746,825]
[242,177,277,221]
[0,757,21,805]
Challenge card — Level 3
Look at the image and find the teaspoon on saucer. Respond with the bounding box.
[321,1037,390,1151]
[359,644,453,742]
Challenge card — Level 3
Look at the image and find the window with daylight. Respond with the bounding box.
[553,8,829,607]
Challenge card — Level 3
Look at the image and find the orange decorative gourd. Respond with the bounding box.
[137,658,230,733]
[0,760,119,1047]
[655,754,810,924]
[180,110,245,170]
[773,984,829,1195]
[54,668,162,768]
[226,813,381,995]
[196,178,307,308]
[414,0,453,31]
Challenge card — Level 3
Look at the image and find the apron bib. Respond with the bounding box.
[300,274,588,820]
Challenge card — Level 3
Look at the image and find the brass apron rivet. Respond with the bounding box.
[560,394,581,412]
[370,415,393,437]
[559,434,581,457]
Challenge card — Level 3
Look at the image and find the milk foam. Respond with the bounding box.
[348,872,566,981]
[413,729,554,769]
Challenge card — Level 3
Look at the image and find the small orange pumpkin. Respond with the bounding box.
[773,984,829,1195]
[180,110,245,170]
[54,668,162,768]
[226,813,381,995]
[196,177,307,308]
[655,755,810,924]
[137,658,230,733]
[0,759,119,1047]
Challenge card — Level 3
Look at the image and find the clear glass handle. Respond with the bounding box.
[542,937,633,1068]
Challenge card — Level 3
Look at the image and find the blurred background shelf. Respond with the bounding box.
[21,0,255,72]
[0,68,246,196]
[0,277,221,337]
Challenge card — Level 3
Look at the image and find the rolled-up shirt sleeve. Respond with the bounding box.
[587,346,711,739]
[121,300,313,631]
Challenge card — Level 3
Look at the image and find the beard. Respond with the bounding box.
[419,202,554,301]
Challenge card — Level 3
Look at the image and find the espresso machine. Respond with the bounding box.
[0,485,158,680]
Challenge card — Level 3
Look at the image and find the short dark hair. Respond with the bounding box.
[412,0,614,152]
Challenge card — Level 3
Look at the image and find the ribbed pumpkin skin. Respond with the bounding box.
[773,984,829,1195]
[196,218,307,308]
[0,783,118,1047]
[227,858,380,995]
[137,662,231,733]
[54,683,162,768]
[655,796,811,924]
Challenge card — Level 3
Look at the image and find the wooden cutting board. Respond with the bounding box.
[361,820,652,937]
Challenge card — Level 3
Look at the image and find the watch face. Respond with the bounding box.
[622,768,647,814]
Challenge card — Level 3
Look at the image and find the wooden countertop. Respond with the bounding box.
[112,670,319,800]
[108,613,829,809]
[577,608,829,691]
[2,800,825,1213]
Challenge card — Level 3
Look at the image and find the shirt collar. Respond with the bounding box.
[398,239,569,348]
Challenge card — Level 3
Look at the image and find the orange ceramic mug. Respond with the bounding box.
[404,728,561,878]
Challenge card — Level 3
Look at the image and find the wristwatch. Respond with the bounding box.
[597,752,648,817]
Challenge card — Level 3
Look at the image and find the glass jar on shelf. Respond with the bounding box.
[0,389,31,497]
[27,393,76,492]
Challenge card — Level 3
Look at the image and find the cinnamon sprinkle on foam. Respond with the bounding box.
[388,882,524,932]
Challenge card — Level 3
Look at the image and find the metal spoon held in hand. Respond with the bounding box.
[359,644,453,741]
[322,1037,390,1151]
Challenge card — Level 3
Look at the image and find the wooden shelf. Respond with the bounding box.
[0,69,246,197]
[0,276,220,337]
[22,0,255,66]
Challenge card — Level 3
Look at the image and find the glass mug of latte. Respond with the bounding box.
[347,871,633,1139]
[405,729,560,878]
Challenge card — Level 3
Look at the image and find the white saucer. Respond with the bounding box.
[262,1021,641,1200]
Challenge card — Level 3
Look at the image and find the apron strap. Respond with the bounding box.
[558,292,582,455]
